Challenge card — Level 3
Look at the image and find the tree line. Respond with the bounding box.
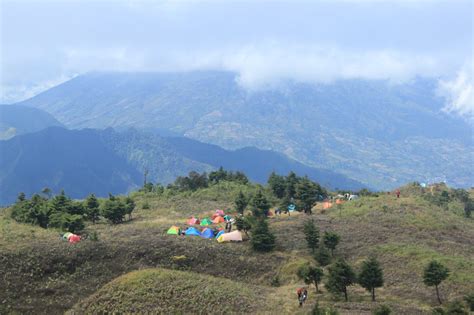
[11,191,135,233]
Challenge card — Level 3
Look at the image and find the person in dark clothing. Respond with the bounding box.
[297,287,308,307]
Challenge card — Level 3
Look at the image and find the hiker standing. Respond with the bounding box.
[297,287,308,307]
[396,189,400,198]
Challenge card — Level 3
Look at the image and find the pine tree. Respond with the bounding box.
[235,191,248,215]
[326,259,356,301]
[295,177,319,214]
[423,260,450,305]
[251,219,275,252]
[101,194,127,224]
[268,172,286,198]
[324,231,341,256]
[297,264,324,292]
[251,190,270,217]
[303,219,320,253]
[315,246,332,266]
[85,194,100,224]
[358,256,384,302]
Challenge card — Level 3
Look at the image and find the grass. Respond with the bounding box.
[1,184,473,314]
[69,268,267,314]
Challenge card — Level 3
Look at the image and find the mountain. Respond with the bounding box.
[17,71,473,189]
[165,136,364,189]
[0,127,364,205]
[0,104,63,139]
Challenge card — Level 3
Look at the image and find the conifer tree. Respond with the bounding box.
[303,219,320,253]
[423,260,450,305]
[251,190,270,217]
[251,219,275,252]
[85,194,100,224]
[358,257,384,302]
[326,259,356,301]
[324,231,341,256]
[235,191,248,215]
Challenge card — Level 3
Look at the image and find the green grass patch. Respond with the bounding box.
[69,268,267,314]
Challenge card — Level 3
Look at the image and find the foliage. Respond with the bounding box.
[124,197,135,220]
[445,301,469,315]
[250,190,271,218]
[209,167,249,185]
[235,190,248,215]
[173,171,209,191]
[84,194,100,223]
[464,292,474,311]
[323,231,341,256]
[303,219,320,253]
[251,219,275,252]
[358,256,384,301]
[424,260,450,304]
[373,304,392,315]
[268,172,286,198]
[315,246,332,266]
[311,303,340,315]
[325,259,356,301]
[235,216,252,235]
[101,194,127,224]
[297,264,324,292]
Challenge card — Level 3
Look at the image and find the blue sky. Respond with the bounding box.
[0,0,472,115]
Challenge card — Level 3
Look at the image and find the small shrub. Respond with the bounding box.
[89,231,99,241]
[142,201,150,210]
[271,275,280,287]
[311,303,339,315]
[445,300,468,315]
[464,292,474,311]
[373,304,391,315]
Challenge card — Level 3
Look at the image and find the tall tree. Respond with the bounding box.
[423,260,450,305]
[101,194,127,224]
[268,172,286,198]
[315,246,332,266]
[295,177,319,214]
[324,231,341,256]
[251,190,270,217]
[358,257,384,302]
[303,219,320,253]
[326,259,356,301]
[251,219,275,252]
[85,194,100,224]
[285,171,298,200]
[235,191,248,215]
[297,264,324,293]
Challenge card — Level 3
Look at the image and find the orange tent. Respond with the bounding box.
[213,216,225,224]
[187,217,200,225]
[322,202,333,209]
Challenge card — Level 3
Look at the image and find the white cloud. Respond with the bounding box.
[437,63,474,119]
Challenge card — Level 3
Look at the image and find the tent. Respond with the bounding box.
[167,226,180,235]
[215,230,225,239]
[288,204,296,212]
[213,216,225,224]
[335,199,344,205]
[211,213,220,219]
[267,210,274,217]
[215,209,225,216]
[201,228,215,239]
[217,230,243,243]
[223,215,232,221]
[68,234,81,243]
[62,232,73,241]
[187,217,200,225]
[322,202,333,209]
[185,227,201,236]
[200,218,212,226]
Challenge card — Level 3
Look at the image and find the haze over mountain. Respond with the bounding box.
[18,71,473,189]
[0,126,364,205]
[0,104,63,139]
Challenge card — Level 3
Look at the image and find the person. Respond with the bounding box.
[297,287,308,307]
[275,207,281,216]
[396,189,400,198]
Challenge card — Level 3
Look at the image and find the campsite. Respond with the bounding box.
[1,176,473,314]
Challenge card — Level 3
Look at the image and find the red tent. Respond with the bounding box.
[68,234,81,243]
[187,217,200,225]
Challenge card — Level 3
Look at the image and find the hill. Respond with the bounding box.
[0,182,472,314]
[17,71,473,189]
[0,104,63,139]
[69,268,266,314]
[0,127,364,205]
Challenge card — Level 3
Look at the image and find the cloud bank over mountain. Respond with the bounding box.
[1,0,472,118]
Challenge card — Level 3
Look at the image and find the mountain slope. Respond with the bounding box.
[0,127,363,204]
[166,136,364,190]
[18,71,473,189]
[0,104,63,139]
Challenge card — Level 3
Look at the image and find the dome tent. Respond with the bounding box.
[200,228,215,239]
[200,218,212,226]
[167,226,181,235]
[185,227,201,236]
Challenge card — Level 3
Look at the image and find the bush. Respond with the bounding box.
[315,246,332,266]
[445,300,468,315]
[142,201,150,209]
[373,304,391,315]
[464,292,474,311]
[311,303,339,315]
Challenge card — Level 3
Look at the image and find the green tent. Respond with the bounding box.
[200,218,212,226]
[223,215,232,221]
[167,226,180,235]
[62,232,73,241]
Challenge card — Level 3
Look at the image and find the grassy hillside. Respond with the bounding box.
[69,268,266,314]
[1,182,473,314]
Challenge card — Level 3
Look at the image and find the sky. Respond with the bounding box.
[0,0,473,116]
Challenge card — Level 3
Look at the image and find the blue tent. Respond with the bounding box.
[215,230,225,239]
[185,227,201,236]
[200,228,215,239]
